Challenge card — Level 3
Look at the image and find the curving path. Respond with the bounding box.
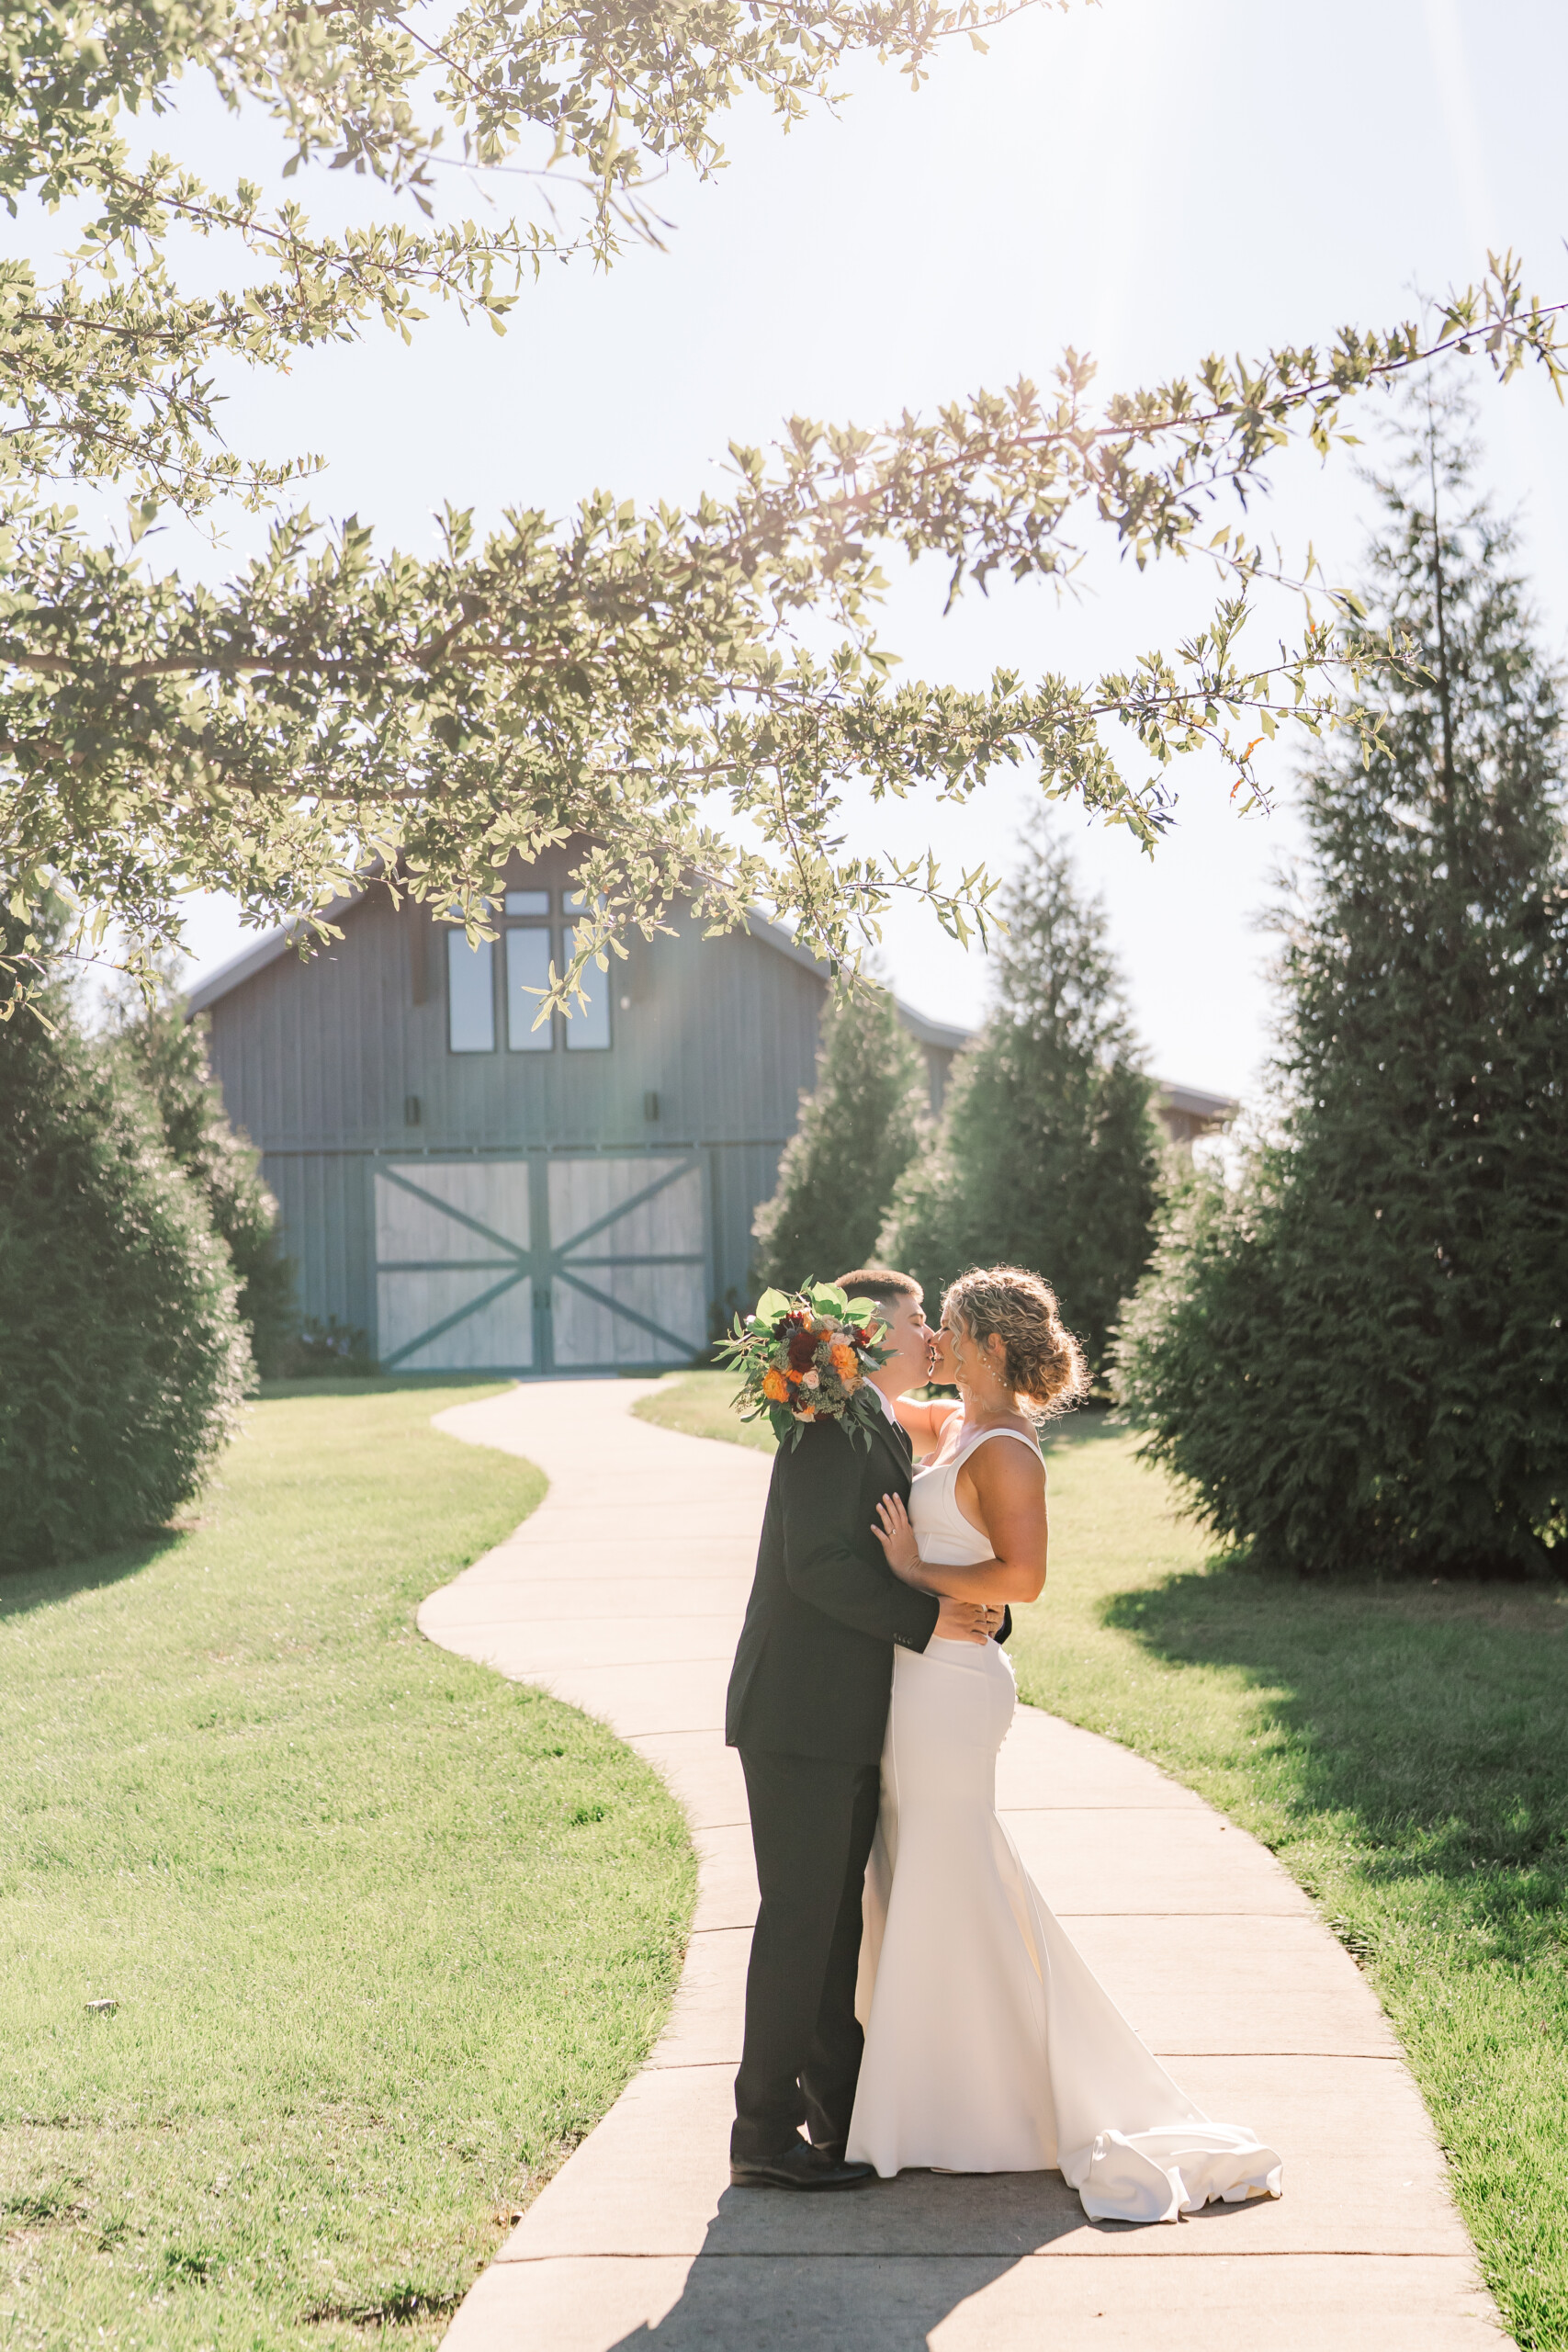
[419,1381,1510,2352]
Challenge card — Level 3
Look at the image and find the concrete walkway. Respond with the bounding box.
[419,1380,1509,2352]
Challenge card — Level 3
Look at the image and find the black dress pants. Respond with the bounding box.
[731,1747,882,2165]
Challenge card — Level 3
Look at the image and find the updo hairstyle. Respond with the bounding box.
[942,1265,1089,1420]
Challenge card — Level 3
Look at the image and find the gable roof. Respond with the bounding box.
[736,910,971,1056]
[185,889,367,1016]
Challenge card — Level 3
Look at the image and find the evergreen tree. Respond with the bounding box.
[752,983,929,1292]
[1115,401,1568,1577]
[111,977,297,1377]
[0,958,251,1569]
[879,815,1162,1371]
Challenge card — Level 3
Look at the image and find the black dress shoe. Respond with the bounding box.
[729,2143,874,2191]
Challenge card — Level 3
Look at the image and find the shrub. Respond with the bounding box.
[0,981,251,1569]
[276,1316,373,1377]
[878,813,1162,1374]
[752,982,929,1290]
[1114,403,1568,1577]
[111,976,296,1376]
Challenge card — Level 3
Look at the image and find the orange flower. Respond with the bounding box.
[761,1367,791,1403]
[829,1342,858,1381]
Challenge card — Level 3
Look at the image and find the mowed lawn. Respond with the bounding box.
[637,1372,1568,2352]
[1,1382,694,2352]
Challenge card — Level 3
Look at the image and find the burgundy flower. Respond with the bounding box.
[787,1325,818,1374]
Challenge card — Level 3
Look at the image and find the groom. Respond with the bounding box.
[724,1266,995,2189]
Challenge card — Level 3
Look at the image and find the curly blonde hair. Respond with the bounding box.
[942,1265,1089,1419]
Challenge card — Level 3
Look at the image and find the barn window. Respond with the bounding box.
[447,932,496,1052]
[505,890,550,917]
[565,892,611,1051]
[505,925,554,1051]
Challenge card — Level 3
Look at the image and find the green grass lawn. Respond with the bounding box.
[632,1366,776,1453]
[1,1381,695,2352]
[637,1370,1568,2352]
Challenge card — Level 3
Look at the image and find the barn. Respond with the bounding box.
[189,845,1234,1376]
[188,846,971,1376]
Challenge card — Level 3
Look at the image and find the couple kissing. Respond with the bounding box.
[723,1262,1284,2225]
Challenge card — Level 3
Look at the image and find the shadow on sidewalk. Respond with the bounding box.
[604,2166,1265,2349]
[604,2247,1023,2350]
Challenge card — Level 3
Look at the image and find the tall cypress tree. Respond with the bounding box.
[879,814,1162,1372]
[1116,399,1568,1577]
[751,981,930,1292]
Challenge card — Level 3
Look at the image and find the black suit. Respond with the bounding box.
[727,1410,940,1763]
[725,1409,940,2163]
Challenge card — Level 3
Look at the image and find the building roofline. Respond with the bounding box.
[1155,1079,1239,1122]
[184,888,368,1016]
[737,910,972,1056]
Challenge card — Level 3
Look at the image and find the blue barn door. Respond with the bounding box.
[373,1154,708,1374]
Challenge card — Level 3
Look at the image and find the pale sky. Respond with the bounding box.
[124,0,1568,1103]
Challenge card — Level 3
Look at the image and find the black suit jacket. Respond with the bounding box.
[725,1410,942,1765]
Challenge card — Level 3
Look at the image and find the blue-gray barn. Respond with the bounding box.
[190,847,1233,1376]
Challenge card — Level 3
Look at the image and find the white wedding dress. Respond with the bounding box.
[845,1425,1284,2224]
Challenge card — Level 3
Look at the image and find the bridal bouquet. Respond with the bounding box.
[717,1282,891,1450]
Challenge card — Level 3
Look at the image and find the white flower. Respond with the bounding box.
[800,1368,820,1388]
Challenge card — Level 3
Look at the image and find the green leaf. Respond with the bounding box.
[752,1288,791,1329]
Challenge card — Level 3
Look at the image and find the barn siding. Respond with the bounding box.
[708,1140,788,1325]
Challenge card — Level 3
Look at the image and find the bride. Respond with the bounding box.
[845,1263,1283,2225]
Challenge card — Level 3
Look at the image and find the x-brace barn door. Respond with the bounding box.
[546,1154,707,1369]
[373,1161,534,1371]
[373,1154,708,1374]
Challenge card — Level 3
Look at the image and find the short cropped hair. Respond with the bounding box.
[834,1266,922,1313]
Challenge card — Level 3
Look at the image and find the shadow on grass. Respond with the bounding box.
[0,1530,183,1621]
[1103,1555,1568,1975]
[0,1376,517,1614]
